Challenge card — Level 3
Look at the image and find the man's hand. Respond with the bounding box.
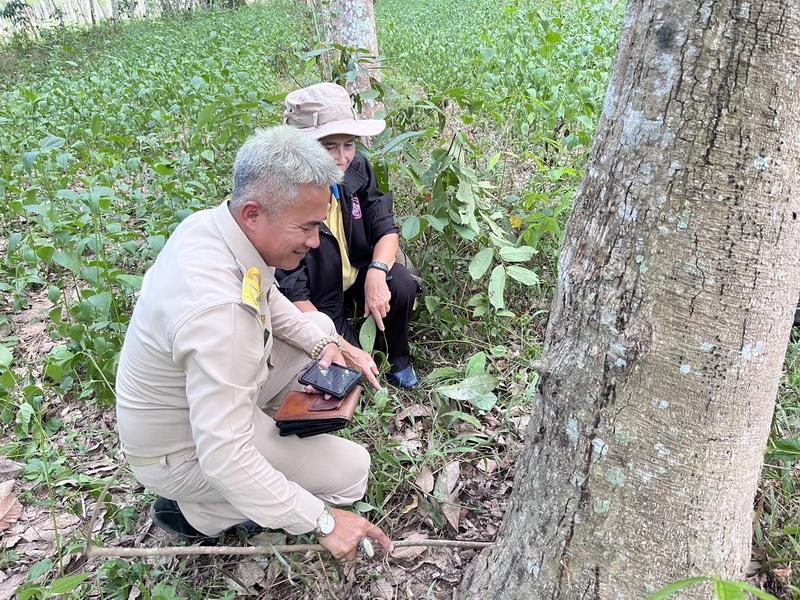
[341,340,381,390]
[316,342,345,369]
[363,269,391,332]
[317,508,393,561]
[304,342,349,398]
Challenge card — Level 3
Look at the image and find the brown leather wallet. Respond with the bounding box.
[274,386,362,438]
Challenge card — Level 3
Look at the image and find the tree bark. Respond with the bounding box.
[323,0,383,118]
[461,0,800,598]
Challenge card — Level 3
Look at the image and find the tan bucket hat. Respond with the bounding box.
[284,82,385,140]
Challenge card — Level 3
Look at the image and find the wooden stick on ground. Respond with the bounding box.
[83,462,494,561]
[85,539,494,559]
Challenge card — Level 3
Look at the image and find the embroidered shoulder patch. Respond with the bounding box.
[351,197,362,219]
[241,267,261,313]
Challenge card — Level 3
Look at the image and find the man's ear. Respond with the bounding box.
[237,200,263,232]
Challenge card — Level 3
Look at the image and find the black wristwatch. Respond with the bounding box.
[368,261,390,275]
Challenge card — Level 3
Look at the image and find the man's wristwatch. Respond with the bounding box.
[315,505,336,537]
[368,261,390,275]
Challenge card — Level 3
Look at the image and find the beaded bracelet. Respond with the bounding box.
[310,335,343,360]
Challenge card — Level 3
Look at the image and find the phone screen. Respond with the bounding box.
[299,361,362,398]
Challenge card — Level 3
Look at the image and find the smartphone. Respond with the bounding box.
[298,360,362,399]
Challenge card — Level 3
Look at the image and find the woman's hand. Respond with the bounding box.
[341,340,381,390]
[363,269,391,332]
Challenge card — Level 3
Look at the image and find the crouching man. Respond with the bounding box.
[115,125,391,560]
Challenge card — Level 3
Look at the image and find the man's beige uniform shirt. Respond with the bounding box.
[116,202,330,534]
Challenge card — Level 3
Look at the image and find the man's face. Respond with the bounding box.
[319,134,357,172]
[249,183,330,269]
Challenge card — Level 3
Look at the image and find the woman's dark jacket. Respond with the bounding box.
[275,153,399,316]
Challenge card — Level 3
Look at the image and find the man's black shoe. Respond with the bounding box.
[149,497,264,541]
[150,497,209,540]
[227,519,265,539]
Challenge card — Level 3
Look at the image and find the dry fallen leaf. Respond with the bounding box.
[369,579,395,599]
[0,573,25,600]
[391,532,429,560]
[21,513,81,543]
[395,404,432,423]
[0,481,22,533]
[414,466,434,494]
[0,459,24,483]
[476,458,497,475]
[434,462,462,531]
[0,534,21,550]
[233,560,265,594]
[401,494,419,515]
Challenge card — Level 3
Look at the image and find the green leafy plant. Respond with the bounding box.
[649,576,778,600]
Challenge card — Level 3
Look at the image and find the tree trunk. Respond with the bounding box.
[461,0,800,598]
[110,0,119,22]
[88,0,96,25]
[324,0,383,118]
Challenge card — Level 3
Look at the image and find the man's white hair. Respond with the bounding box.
[231,125,342,216]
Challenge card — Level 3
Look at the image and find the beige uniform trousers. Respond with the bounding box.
[128,313,369,535]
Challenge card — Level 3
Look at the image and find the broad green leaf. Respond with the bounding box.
[27,558,54,582]
[90,114,102,136]
[646,577,708,600]
[468,248,494,280]
[48,573,92,594]
[88,292,113,314]
[200,149,215,162]
[147,235,166,253]
[53,251,81,274]
[470,391,498,412]
[424,295,441,314]
[115,274,143,290]
[507,265,540,286]
[711,580,777,600]
[488,265,506,309]
[424,214,446,232]
[17,587,45,600]
[441,410,482,428]
[436,373,497,401]
[7,232,22,254]
[196,104,215,128]
[55,189,79,201]
[490,345,507,357]
[39,135,65,151]
[401,215,421,240]
[359,315,377,354]
[48,345,76,365]
[499,245,536,262]
[714,580,747,600]
[359,89,380,102]
[424,367,461,383]
[0,346,13,369]
[34,245,55,262]
[465,352,487,377]
[381,131,424,154]
[352,501,376,513]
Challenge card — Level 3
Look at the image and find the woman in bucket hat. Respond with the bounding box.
[276,82,420,389]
